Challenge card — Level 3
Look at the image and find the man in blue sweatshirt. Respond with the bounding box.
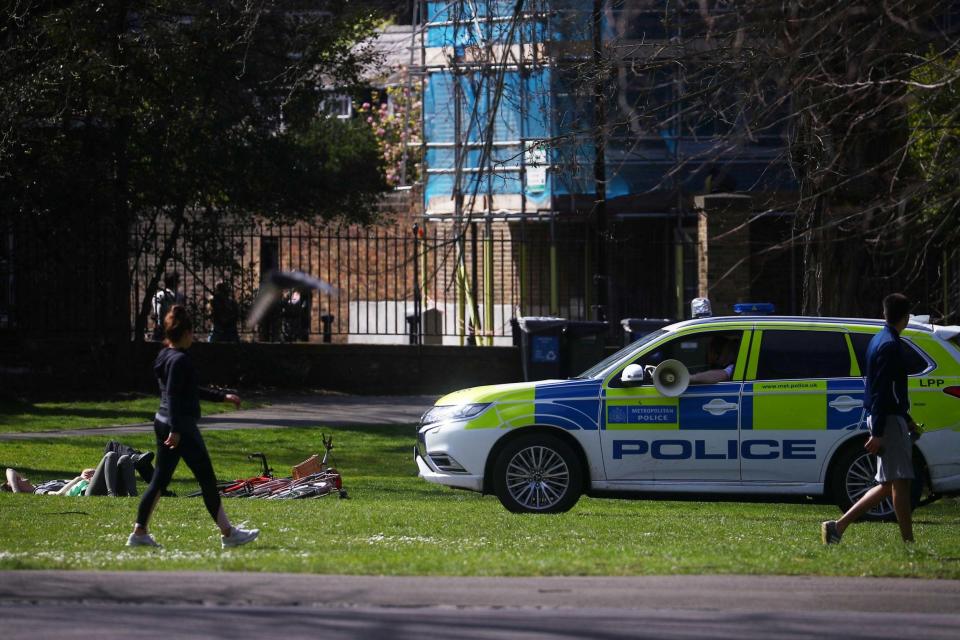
[822,293,917,544]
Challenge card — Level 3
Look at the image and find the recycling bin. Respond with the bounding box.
[516,316,566,381]
[563,320,609,377]
[621,318,673,346]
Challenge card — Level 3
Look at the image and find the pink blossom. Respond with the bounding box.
[376,128,386,136]
[362,102,371,109]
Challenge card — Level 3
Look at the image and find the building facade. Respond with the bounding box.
[416,0,801,343]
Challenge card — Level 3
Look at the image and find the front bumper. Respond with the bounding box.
[414,446,483,492]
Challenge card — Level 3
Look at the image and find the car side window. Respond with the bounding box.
[611,330,743,387]
[755,330,849,380]
[849,332,929,376]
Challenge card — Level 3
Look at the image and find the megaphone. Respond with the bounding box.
[651,359,689,397]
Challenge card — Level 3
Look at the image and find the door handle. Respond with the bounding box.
[703,398,738,416]
[828,395,863,413]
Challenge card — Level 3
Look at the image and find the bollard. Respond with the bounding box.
[320,313,334,343]
[406,312,420,345]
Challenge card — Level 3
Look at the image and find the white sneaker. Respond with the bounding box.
[126,532,161,548]
[221,525,260,549]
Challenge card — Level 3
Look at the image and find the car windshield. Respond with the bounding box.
[576,329,670,379]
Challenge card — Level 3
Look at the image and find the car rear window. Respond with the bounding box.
[755,330,850,380]
[848,332,929,375]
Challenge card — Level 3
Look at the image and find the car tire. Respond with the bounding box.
[492,433,583,513]
[830,444,924,522]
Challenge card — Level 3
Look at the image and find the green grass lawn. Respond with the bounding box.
[2,425,959,577]
[0,395,265,433]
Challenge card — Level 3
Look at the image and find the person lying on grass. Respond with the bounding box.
[4,449,153,497]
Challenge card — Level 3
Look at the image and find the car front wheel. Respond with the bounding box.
[492,433,582,513]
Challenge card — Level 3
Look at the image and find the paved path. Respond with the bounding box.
[0,395,437,440]
[1,571,959,639]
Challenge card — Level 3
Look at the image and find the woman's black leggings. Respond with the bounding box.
[135,420,222,527]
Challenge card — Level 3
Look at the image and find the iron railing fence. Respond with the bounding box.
[1,215,131,338]
[127,217,680,345]
[21,213,949,343]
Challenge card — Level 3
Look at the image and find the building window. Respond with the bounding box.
[320,94,353,119]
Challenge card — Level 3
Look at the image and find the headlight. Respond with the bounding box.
[420,403,491,426]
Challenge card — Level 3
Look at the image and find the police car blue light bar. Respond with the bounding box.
[733,302,776,315]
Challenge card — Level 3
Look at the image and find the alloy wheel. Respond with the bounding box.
[504,445,570,511]
[844,452,894,519]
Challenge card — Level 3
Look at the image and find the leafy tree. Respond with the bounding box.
[357,82,423,188]
[589,1,960,316]
[908,50,960,232]
[0,1,388,340]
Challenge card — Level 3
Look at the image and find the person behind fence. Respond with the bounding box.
[281,289,309,342]
[207,280,240,343]
[4,449,151,496]
[128,304,259,549]
[151,271,186,341]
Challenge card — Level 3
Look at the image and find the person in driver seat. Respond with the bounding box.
[689,334,739,384]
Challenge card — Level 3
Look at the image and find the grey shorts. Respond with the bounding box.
[868,415,914,483]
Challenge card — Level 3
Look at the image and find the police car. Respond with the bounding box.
[415,315,960,517]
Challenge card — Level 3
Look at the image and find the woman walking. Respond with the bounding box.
[128,305,259,549]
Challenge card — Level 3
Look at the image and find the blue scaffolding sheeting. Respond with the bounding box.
[420,1,795,217]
